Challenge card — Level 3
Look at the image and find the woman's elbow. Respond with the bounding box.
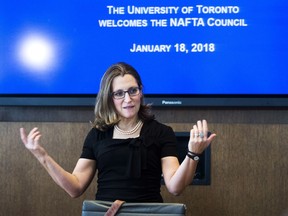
[68,191,83,198]
[166,185,184,196]
[168,190,182,196]
[66,187,84,198]
[169,191,181,196]
[70,194,81,198]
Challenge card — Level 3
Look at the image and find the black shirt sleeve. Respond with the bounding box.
[143,120,178,158]
[80,128,97,160]
[159,123,178,158]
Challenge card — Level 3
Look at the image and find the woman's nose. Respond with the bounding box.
[123,92,132,102]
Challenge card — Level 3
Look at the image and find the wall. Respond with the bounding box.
[1,106,288,216]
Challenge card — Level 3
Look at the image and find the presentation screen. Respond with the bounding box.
[1,0,287,106]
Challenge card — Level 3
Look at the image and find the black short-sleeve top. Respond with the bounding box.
[80,119,178,202]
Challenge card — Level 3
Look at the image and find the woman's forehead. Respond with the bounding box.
[112,74,137,90]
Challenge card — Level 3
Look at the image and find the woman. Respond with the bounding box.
[20,62,216,202]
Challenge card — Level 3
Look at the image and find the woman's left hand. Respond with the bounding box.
[188,119,216,154]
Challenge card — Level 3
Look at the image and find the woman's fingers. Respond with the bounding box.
[207,133,217,143]
[192,120,207,140]
[20,128,28,144]
[20,127,42,149]
[29,128,41,145]
[193,124,198,139]
[202,120,208,139]
[189,120,216,153]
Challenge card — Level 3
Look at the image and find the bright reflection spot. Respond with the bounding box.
[17,33,56,72]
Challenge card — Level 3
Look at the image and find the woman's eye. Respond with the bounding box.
[130,88,137,94]
[114,91,124,97]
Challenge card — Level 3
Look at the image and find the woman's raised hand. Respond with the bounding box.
[188,119,216,154]
[20,127,46,156]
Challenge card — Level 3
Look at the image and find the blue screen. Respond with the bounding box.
[1,0,288,95]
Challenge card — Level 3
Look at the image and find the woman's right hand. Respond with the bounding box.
[20,127,46,157]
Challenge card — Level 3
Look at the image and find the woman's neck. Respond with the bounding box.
[113,118,143,139]
[117,117,139,130]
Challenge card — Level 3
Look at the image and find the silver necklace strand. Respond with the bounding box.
[114,120,143,135]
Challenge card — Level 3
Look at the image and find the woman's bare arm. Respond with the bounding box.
[162,120,216,195]
[20,127,96,198]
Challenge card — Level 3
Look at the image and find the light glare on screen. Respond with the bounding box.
[17,32,56,73]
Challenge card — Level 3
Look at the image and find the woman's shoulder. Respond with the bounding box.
[145,119,171,128]
[86,126,113,141]
[143,119,174,134]
[141,119,177,146]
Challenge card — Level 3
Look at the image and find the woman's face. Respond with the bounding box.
[111,74,142,121]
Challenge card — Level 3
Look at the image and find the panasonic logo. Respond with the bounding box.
[162,100,183,105]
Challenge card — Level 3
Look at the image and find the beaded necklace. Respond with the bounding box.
[114,120,143,135]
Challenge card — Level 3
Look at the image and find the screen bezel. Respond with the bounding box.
[1,94,288,107]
